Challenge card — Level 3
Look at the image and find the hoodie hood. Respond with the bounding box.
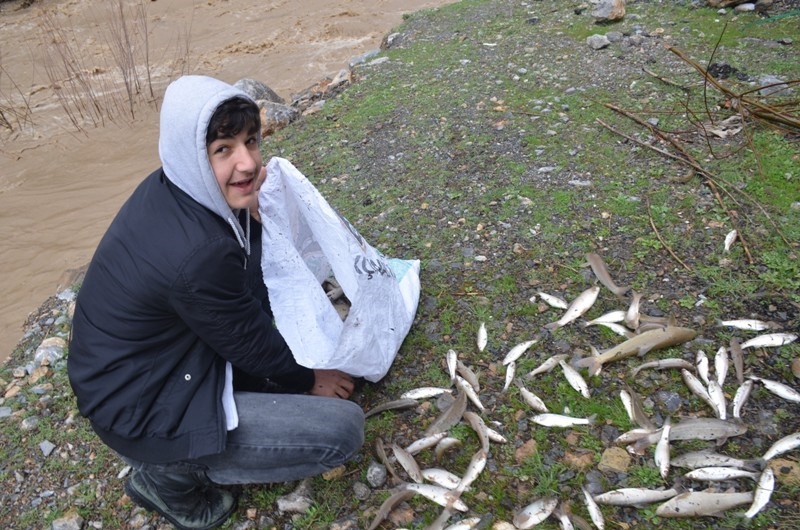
[159,75,253,255]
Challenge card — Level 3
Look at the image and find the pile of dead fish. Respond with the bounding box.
[363,252,798,529]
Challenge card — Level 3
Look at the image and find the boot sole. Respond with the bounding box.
[124,478,237,530]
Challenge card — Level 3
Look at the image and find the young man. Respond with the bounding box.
[68,75,365,530]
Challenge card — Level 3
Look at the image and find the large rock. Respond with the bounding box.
[258,101,299,137]
[593,0,625,23]
[234,78,285,104]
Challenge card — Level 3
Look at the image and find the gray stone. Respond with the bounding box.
[606,31,624,42]
[257,101,300,137]
[587,34,611,50]
[592,0,626,23]
[0,406,12,419]
[21,416,39,431]
[734,3,756,11]
[366,461,388,488]
[353,481,371,500]
[759,75,790,96]
[234,78,285,104]
[276,478,314,514]
[51,511,84,530]
[40,439,56,457]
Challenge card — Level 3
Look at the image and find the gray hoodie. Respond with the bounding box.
[159,75,253,256]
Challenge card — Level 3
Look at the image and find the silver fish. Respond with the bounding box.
[486,426,509,444]
[477,322,488,352]
[671,449,765,472]
[723,229,737,253]
[365,398,419,418]
[502,339,538,365]
[632,417,748,449]
[443,517,482,530]
[462,411,490,453]
[367,488,415,530]
[421,467,462,490]
[560,360,590,399]
[575,326,697,376]
[538,291,568,309]
[696,350,710,385]
[681,369,715,412]
[614,427,658,445]
[392,443,423,484]
[446,349,458,381]
[740,332,798,349]
[455,375,485,411]
[405,432,449,455]
[434,436,463,462]
[544,286,600,330]
[519,384,549,413]
[513,497,559,529]
[426,391,467,436]
[375,438,402,485]
[583,310,626,326]
[684,466,760,481]
[401,387,453,400]
[714,346,729,387]
[730,337,744,384]
[586,252,630,298]
[456,360,480,393]
[427,507,455,530]
[630,358,694,377]
[744,467,775,519]
[624,290,642,330]
[621,383,656,431]
[553,502,574,530]
[532,413,594,428]
[593,487,680,506]
[581,485,605,530]
[655,417,671,479]
[503,361,516,392]
[762,432,800,461]
[404,483,469,512]
[707,379,727,419]
[655,491,754,517]
[591,321,635,338]
[717,318,776,331]
[749,376,800,403]
[452,449,487,496]
[732,379,754,419]
[525,354,568,378]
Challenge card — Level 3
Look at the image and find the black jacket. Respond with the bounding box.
[68,169,313,463]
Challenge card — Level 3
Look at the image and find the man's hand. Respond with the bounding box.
[311,369,355,399]
[249,164,267,223]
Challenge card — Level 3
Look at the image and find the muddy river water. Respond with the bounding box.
[0,0,453,362]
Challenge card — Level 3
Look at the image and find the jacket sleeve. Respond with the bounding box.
[169,234,314,387]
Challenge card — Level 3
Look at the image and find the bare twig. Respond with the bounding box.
[645,195,692,272]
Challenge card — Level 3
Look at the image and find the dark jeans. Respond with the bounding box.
[122,392,365,485]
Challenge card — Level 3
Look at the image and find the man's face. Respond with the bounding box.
[207,128,263,210]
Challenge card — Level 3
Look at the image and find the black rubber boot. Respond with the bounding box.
[124,469,236,530]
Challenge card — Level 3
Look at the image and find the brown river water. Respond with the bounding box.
[0,0,453,362]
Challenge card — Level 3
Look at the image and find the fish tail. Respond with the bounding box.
[544,321,560,330]
[587,414,597,426]
[574,356,602,376]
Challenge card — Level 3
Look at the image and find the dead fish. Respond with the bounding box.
[443,517,482,530]
[630,358,694,377]
[621,383,656,431]
[583,310,626,327]
[367,488,415,530]
[574,326,697,376]
[744,467,775,519]
[487,426,509,444]
[455,375,485,411]
[684,466,760,481]
[740,332,798,349]
[749,376,800,403]
[477,322,488,352]
[681,369,716,413]
[590,321,635,338]
[427,507,455,530]
[422,467,463,490]
[614,427,658,445]
[624,290,642,330]
[425,391,468,436]
[560,359,590,398]
[762,432,800,461]
[730,337,744,384]
[405,432,449,455]
[456,360,480,393]
[732,379,754,419]
[404,483,469,512]
[717,318,776,331]
[525,354,568,378]
[586,252,630,298]
[655,491,754,517]
[538,291,569,309]
[707,379,727,420]
[696,350,710,385]
[513,497,559,529]
[723,229,737,253]
[581,486,605,530]
[391,443,424,483]
[552,502,574,530]
[544,286,600,330]
[532,413,595,428]
[365,398,419,418]
[452,449,487,496]
[502,339,538,365]
[375,438,402,485]
[462,411,491,453]
[503,361,516,392]
[593,487,680,506]
[519,384,549,413]
[446,349,458,381]
[714,346,729,387]
[401,387,453,400]
[434,436,463,462]
[655,417,671,479]
[632,417,748,449]
[671,449,765,472]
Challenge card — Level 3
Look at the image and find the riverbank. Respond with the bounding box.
[2,1,799,529]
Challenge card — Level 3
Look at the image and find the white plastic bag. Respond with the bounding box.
[259,157,421,382]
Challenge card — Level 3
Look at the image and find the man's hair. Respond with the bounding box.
[206,97,261,145]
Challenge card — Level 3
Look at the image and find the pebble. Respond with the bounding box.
[598,447,631,473]
[366,461,387,488]
[791,358,800,379]
[586,34,611,50]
